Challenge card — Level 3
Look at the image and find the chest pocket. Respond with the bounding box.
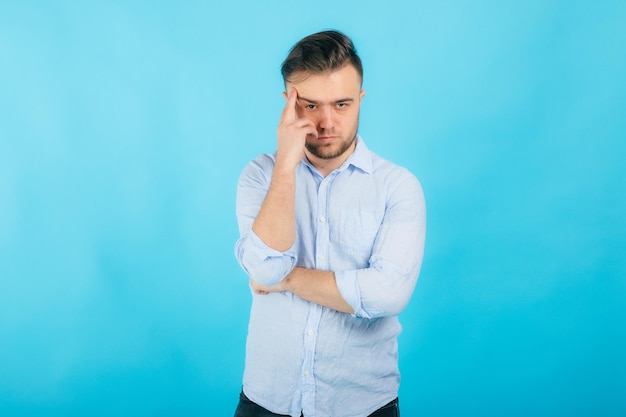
[331,210,382,266]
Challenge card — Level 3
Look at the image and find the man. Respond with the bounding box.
[234,30,426,417]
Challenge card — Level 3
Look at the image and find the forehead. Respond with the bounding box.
[286,65,362,100]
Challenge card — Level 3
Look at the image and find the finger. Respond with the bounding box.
[250,279,268,295]
[299,118,318,139]
[280,87,299,123]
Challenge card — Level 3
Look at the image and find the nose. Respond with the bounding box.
[318,106,333,130]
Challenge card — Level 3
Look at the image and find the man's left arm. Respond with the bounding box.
[250,267,354,314]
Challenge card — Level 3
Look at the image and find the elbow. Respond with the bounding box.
[241,256,294,285]
[359,266,419,319]
[235,238,296,286]
[378,286,413,317]
[360,287,412,319]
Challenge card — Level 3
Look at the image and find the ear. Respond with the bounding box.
[360,89,366,101]
[282,91,288,100]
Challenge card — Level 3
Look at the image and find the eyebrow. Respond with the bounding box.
[297,96,355,105]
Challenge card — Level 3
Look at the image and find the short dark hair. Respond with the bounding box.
[281,30,363,84]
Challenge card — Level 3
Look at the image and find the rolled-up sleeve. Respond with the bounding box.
[235,230,297,285]
[335,173,426,319]
[234,155,297,285]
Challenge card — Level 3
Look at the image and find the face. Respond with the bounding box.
[285,65,365,165]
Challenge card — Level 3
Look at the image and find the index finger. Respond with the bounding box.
[280,87,299,123]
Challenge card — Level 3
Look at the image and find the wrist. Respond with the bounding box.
[273,159,298,177]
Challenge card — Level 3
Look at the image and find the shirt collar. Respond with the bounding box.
[302,135,372,175]
[344,135,372,174]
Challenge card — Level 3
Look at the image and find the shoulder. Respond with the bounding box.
[368,150,423,195]
[248,152,277,169]
[238,153,276,187]
[365,152,426,219]
[355,138,420,186]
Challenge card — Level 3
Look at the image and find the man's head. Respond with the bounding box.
[281,30,365,168]
[281,30,363,86]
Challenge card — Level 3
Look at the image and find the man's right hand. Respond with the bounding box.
[252,88,312,252]
[275,87,317,171]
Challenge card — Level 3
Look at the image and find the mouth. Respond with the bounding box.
[316,135,338,142]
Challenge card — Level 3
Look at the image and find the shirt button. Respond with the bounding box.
[319,216,326,223]
[308,330,314,336]
[319,255,325,261]
[304,370,310,376]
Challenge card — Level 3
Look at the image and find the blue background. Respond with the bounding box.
[1,1,625,415]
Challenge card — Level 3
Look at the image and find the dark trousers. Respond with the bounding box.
[234,391,400,417]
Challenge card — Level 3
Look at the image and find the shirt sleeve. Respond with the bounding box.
[234,155,297,286]
[335,172,426,319]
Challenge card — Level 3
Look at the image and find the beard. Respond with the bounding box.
[305,131,358,160]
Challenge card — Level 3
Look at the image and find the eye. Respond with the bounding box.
[336,102,348,109]
[305,104,317,110]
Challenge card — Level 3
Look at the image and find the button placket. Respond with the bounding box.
[316,178,330,269]
[300,175,333,415]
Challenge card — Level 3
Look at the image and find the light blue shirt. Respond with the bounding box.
[235,137,426,417]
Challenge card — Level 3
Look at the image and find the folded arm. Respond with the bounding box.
[247,174,426,319]
[250,267,354,314]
